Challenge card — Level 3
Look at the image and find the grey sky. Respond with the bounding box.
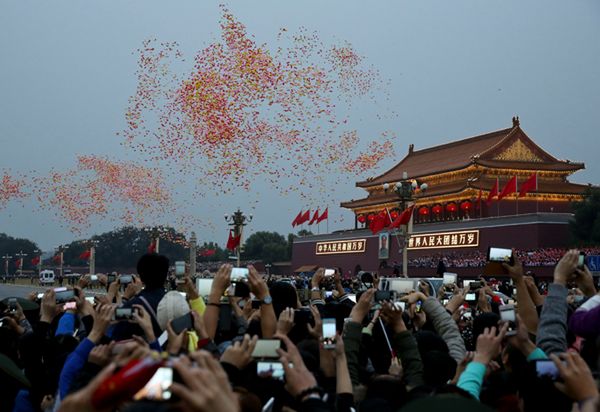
[1,0,599,250]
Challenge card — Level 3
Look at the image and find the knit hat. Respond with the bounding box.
[156,291,190,331]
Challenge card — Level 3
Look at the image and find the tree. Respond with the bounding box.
[243,231,289,263]
[0,233,39,273]
[570,187,600,245]
[197,241,228,262]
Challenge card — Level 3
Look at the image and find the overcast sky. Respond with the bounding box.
[1,0,599,250]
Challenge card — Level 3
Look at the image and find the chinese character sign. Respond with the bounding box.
[407,230,479,250]
[316,239,367,255]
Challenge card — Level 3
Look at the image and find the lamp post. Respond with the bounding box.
[383,171,428,277]
[144,226,167,254]
[15,251,27,278]
[56,245,69,279]
[224,209,253,267]
[189,232,197,277]
[2,254,12,278]
[88,240,99,276]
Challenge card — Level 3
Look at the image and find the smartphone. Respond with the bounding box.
[85,296,95,305]
[375,290,394,302]
[251,299,261,309]
[535,359,560,381]
[8,298,17,313]
[389,279,416,294]
[324,291,334,299]
[63,301,77,311]
[322,318,336,349]
[133,366,173,401]
[54,287,67,292]
[114,307,134,321]
[465,293,477,302]
[36,292,45,300]
[415,299,423,313]
[462,311,472,319]
[119,275,133,285]
[469,281,482,290]
[443,273,457,285]
[257,361,284,381]
[578,252,586,269]
[175,261,186,276]
[294,308,313,325]
[394,301,406,311]
[347,294,357,303]
[499,304,517,336]
[90,275,99,282]
[196,279,213,297]
[324,269,335,277]
[107,274,116,284]
[251,339,281,358]
[488,247,514,264]
[171,312,193,334]
[442,299,449,305]
[231,267,249,282]
[55,290,75,303]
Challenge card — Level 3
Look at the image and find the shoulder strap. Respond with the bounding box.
[138,295,159,324]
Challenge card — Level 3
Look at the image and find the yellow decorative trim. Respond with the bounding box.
[494,139,543,162]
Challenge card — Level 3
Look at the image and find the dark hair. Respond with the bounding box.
[136,253,169,289]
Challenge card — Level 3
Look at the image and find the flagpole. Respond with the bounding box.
[496,178,500,217]
[385,207,403,255]
[516,176,519,216]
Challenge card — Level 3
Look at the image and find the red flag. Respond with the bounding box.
[199,249,216,257]
[31,256,40,266]
[390,205,414,228]
[14,258,22,268]
[226,230,241,251]
[52,254,62,264]
[79,250,91,261]
[486,179,499,206]
[291,211,303,227]
[498,176,517,200]
[316,208,328,224]
[147,240,156,254]
[297,210,311,225]
[308,209,320,226]
[369,211,391,235]
[519,172,538,197]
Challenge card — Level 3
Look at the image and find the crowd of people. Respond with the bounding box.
[409,246,600,269]
[1,249,600,411]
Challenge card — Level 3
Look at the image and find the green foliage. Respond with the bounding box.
[570,187,600,245]
[243,231,290,263]
[0,233,39,272]
[197,241,228,262]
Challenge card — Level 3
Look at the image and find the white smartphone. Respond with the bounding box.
[231,267,249,282]
[499,304,517,336]
[443,273,457,285]
[252,339,281,358]
[322,318,336,349]
[324,269,335,277]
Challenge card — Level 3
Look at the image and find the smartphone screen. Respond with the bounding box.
[231,267,249,282]
[252,339,281,358]
[322,318,336,348]
[415,300,423,313]
[107,275,116,284]
[119,275,133,285]
[578,252,585,269]
[114,308,134,320]
[324,269,335,277]
[85,296,95,305]
[257,361,284,381]
[90,275,98,282]
[133,367,173,401]
[465,293,477,302]
[535,360,560,380]
[63,301,77,310]
[500,305,517,335]
[394,301,406,311]
[196,279,213,297]
[443,273,457,285]
[55,290,75,303]
[488,247,513,263]
[37,293,45,300]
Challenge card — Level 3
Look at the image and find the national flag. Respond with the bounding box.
[316,208,328,224]
[308,209,320,226]
[147,240,156,254]
[498,176,517,201]
[14,258,22,268]
[226,230,241,251]
[297,210,311,225]
[31,256,40,266]
[291,211,303,227]
[519,172,538,198]
[486,178,499,206]
[390,205,414,228]
[199,249,216,257]
[52,254,62,264]
[369,210,391,235]
[79,250,91,261]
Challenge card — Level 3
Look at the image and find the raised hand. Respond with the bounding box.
[166,319,186,355]
[551,352,599,402]
[220,334,258,370]
[276,307,295,335]
[307,305,323,339]
[553,250,579,286]
[311,268,325,289]
[349,288,375,324]
[41,289,60,323]
[89,304,115,344]
[209,264,232,302]
[473,324,508,365]
[132,304,155,342]
[380,301,406,333]
[276,334,318,398]
[247,265,269,300]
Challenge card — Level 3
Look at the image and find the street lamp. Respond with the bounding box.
[225,209,253,267]
[2,254,12,278]
[189,232,197,277]
[383,171,428,277]
[55,245,69,279]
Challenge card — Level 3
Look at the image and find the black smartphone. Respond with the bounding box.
[375,290,394,302]
[8,298,17,313]
[294,308,314,325]
[171,312,193,334]
[107,274,116,284]
[55,290,75,303]
[114,307,135,321]
[251,299,261,309]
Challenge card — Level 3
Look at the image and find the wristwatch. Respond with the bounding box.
[261,295,273,305]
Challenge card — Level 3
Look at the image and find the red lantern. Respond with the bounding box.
[357,214,366,223]
[432,205,442,214]
[446,203,457,213]
[418,206,429,216]
[460,201,472,211]
[378,210,387,218]
[367,213,376,222]
[390,210,399,220]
